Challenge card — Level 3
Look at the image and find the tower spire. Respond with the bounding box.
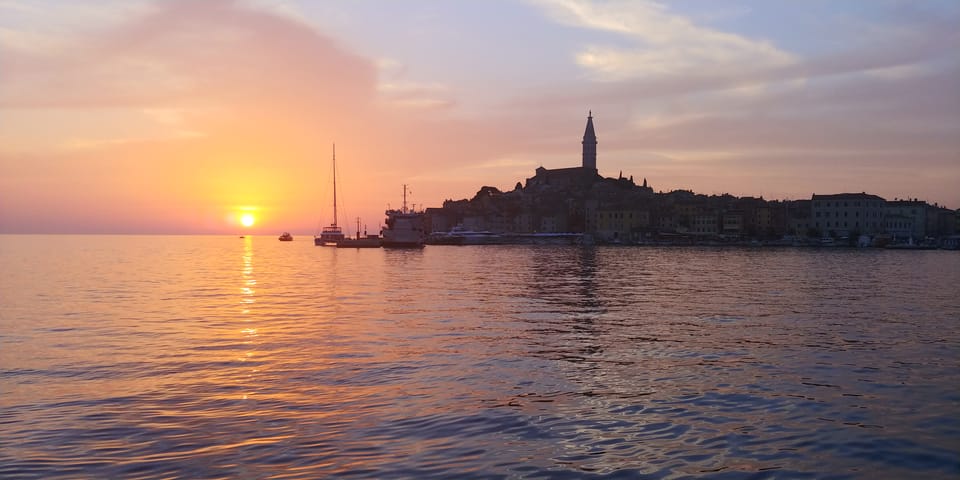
[582,110,597,172]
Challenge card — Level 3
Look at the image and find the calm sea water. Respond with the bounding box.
[1,235,958,479]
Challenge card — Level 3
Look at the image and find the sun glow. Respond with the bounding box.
[240,213,255,227]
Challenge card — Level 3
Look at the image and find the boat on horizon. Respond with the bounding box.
[314,144,346,246]
[278,232,293,241]
[381,184,426,248]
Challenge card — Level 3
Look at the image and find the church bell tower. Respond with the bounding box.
[582,110,597,172]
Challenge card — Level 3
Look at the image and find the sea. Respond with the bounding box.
[1,235,958,479]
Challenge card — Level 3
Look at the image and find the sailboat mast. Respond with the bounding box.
[332,143,338,227]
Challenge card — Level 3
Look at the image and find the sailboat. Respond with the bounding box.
[314,144,345,246]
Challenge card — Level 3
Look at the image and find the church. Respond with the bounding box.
[524,111,601,189]
[429,110,653,236]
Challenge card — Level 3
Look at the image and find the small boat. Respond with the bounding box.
[381,184,426,248]
[314,144,345,246]
[278,232,293,241]
[337,218,382,248]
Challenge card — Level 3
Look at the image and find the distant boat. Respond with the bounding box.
[314,144,346,246]
[337,218,382,248]
[381,184,426,248]
[278,232,293,241]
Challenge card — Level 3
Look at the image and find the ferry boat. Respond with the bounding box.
[278,232,293,241]
[314,144,345,246]
[381,185,426,248]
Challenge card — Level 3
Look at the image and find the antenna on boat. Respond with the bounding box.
[402,184,408,214]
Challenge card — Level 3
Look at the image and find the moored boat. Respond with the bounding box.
[337,218,382,248]
[278,232,293,241]
[315,225,345,246]
[381,184,426,248]
[337,235,382,248]
[426,225,502,245]
[314,144,345,246]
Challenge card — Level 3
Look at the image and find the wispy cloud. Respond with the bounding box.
[532,0,794,80]
[375,59,456,109]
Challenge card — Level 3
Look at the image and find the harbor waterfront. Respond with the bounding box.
[1,235,958,478]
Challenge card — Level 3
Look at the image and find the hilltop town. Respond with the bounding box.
[425,113,960,248]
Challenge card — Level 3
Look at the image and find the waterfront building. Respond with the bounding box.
[722,212,744,237]
[658,213,679,233]
[765,201,791,239]
[514,212,536,233]
[927,205,957,238]
[884,200,927,240]
[811,193,885,237]
[595,207,651,242]
[691,213,719,237]
[540,214,568,233]
[425,207,453,234]
[786,200,813,236]
[733,197,773,238]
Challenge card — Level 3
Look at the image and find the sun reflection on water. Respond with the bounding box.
[239,236,258,400]
[241,237,256,306]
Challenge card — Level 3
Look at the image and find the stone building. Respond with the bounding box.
[811,193,885,237]
[884,200,927,240]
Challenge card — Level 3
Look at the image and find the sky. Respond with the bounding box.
[1,0,958,234]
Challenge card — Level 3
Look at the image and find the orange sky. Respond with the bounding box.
[1,1,958,234]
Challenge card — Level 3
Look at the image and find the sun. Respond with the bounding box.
[240,213,255,227]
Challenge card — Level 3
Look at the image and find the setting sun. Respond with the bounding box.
[240,214,255,227]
